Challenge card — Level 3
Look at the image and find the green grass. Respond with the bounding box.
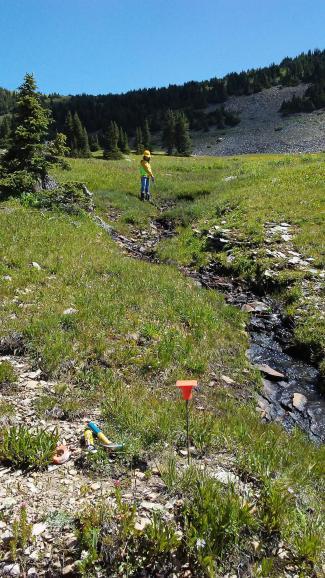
[0,201,248,384]
[53,153,325,362]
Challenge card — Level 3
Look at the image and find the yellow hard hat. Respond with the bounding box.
[143,150,151,157]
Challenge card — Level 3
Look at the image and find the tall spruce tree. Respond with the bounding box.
[123,130,130,154]
[174,112,192,156]
[103,121,123,159]
[89,133,100,152]
[81,127,91,157]
[2,73,50,180]
[72,112,85,156]
[135,127,144,154]
[63,111,90,157]
[162,109,176,155]
[64,111,75,151]
[142,118,151,149]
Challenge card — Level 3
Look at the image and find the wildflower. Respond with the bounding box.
[196,538,206,549]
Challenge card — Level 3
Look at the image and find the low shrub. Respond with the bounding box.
[182,474,256,576]
[0,426,59,470]
[0,360,17,385]
[20,181,93,213]
[76,491,182,577]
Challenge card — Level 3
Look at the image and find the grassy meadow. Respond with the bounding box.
[0,152,324,575]
[54,152,325,366]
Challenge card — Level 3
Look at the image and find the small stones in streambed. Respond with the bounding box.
[292,392,307,412]
[221,375,235,385]
[257,364,285,380]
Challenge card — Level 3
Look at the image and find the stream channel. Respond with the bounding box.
[95,215,325,443]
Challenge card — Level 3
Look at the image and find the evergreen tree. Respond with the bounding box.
[118,126,125,151]
[103,121,123,159]
[63,111,90,157]
[64,111,75,150]
[174,112,192,156]
[2,73,50,180]
[135,127,144,154]
[89,133,100,152]
[123,130,130,154]
[162,109,176,155]
[0,115,11,147]
[118,127,130,153]
[81,127,91,157]
[142,118,151,149]
[73,112,85,155]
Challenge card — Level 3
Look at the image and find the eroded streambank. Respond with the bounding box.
[95,213,325,442]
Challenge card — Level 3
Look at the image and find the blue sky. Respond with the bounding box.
[1,0,324,95]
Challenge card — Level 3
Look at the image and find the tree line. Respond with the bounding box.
[1,49,324,155]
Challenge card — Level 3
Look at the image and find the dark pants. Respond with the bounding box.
[140,176,150,200]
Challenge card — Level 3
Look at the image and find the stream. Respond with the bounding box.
[95,214,325,443]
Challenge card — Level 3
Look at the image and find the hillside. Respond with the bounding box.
[1,153,324,577]
[193,84,325,155]
[1,49,325,156]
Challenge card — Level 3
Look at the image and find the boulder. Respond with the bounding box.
[292,393,307,412]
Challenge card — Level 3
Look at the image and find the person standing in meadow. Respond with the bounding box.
[139,150,155,201]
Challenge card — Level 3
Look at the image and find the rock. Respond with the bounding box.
[212,467,238,485]
[28,369,42,379]
[91,482,101,491]
[221,375,235,385]
[251,540,260,552]
[0,497,17,510]
[27,569,38,577]
[292,393,307,412]
[135,516,151,531]
[249,301,269,312]
[257,364,285,380]
[242,304,255,313]
[140,501,164,512]
[31,262,42,270]
[63,308,78,315]
[3,275,12,281]
[2,564,20,576]
[62,564,76,576]
[223,176,237,182]
[32,522,47,536]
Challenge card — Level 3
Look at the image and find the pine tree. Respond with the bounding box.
[89,133,100,152]
[80,127,91,157]
[135,127,144,154]
[118,126,125,151]
[174,112,192,156]
[63,111,90,157]
[73,112,85,156]
[2,73,50,180]
[64,111,75,151]
[142,118,151,149]
[0,115,11,147]
[123,130,130,154]
[162,109,176,155]
[103,121,123,159]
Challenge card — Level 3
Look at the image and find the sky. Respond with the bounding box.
[1,0,324,95]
